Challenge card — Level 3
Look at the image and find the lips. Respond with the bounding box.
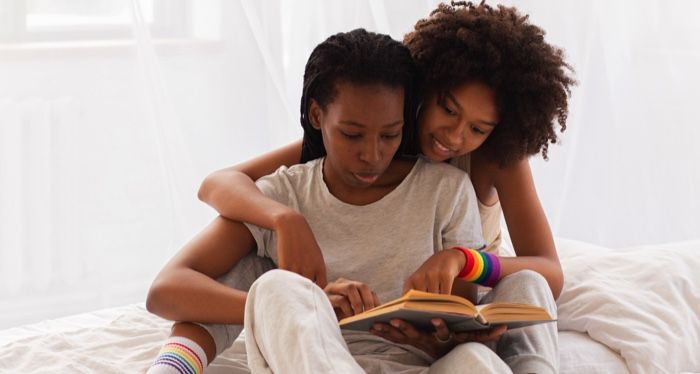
[352,172,381,184]
[429,136,456,160]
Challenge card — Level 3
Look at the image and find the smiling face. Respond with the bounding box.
[418,81,499,162]
[308,81,405,191]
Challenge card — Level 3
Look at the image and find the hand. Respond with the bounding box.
[370,318,507,359]
[403,248,466,295]
[274,211,328,288]
[324,278,380,321]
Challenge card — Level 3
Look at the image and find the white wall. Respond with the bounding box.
[1,0,698,328]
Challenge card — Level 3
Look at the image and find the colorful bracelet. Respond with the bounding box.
[453,247,501,287]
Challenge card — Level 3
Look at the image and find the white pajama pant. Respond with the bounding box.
[243,269,511,374]
[198,254,557,374]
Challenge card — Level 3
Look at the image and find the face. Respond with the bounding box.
[418,81,499,162]
[308,81,404,190]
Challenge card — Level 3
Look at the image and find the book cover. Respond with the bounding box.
[339,289,555,332]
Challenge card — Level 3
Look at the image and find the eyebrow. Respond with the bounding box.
[339,120,404,128]
[444,91,498,127]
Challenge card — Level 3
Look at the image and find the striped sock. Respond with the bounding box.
[147,336,208,374]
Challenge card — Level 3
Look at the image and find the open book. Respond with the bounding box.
[339,289,555,332]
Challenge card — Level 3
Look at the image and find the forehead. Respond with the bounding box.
[445,81,499,121]
[326,81,405,123]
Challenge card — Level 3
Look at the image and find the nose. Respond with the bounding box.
[359,138,382,164]
[445,122,465,149]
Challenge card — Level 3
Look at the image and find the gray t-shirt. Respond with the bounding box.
[244,157,484,303]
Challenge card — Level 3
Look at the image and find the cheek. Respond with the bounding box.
[464,135,489,153]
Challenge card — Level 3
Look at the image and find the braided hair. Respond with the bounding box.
[300,28,417,162]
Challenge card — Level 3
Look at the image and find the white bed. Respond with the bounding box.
[2,238,699,373]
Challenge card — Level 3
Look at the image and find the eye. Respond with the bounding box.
[442,103,457,116]
[471,126,486,135]
[341,131,361,139]
[381,133,401,140]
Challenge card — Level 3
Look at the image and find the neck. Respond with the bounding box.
[321,158,415,206]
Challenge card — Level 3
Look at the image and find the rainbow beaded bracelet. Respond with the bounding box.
[453,247,501,287]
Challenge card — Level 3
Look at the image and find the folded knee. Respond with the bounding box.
[502,269,547,288]
[250,269,310,295]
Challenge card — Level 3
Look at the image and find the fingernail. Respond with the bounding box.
[431,318,440,326]
[390,320,401,328]
[373,324,384,332]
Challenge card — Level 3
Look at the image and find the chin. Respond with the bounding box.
[420,146,447,163]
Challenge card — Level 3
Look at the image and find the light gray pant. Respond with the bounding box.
[200,256,556,374]
[195,252,275,357]
[244,269,512,374]
[480,269,559,374]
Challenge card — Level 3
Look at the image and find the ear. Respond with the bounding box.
[308,99,323,130]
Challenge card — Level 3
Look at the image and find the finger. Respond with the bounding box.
[369,323,406,344]
[410,275,428,293]
[485,325,508,340]
[323,279,344,294]
[329,295,353,318]
[390,319,421,340]
[346,286,365,315]
[431,318,451,342]
[371,291,380,308]
[356,283,376,311]
[371,322,407,344]
[427,273,440,294]
[337,300,353,320]
[440,273,454,295]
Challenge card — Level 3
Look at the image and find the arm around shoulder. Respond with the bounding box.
[197,139,304,230]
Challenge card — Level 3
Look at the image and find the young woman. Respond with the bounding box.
[146,28,516,374]
[197,3,574,373]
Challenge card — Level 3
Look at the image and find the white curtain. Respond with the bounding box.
[0,0,698,328]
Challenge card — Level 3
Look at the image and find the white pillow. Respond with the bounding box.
[556,238,700,373]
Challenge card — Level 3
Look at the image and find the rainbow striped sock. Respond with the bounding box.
[147,336,208,374]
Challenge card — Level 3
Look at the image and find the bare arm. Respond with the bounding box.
[146,216,256,323]
[197,139,303,230]
[197,139,328,286]
[490,157,563,299]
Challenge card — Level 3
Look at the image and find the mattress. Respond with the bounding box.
[2,237,699,373]
[0,302,628,373]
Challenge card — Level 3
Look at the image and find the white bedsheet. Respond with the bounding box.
[1,238,699,373]
[556,239,700,373]
[0,302,628,373]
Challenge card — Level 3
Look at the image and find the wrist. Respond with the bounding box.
[447,247,467,275]
[453,247,501,287]
[270,208,305,231]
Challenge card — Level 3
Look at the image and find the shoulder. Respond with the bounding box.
[256,158,322,197]
[470,148,531,186]
[415,157,472,184]
[469,148,534,205]
[413,158,476,200]
[259,158,320,180]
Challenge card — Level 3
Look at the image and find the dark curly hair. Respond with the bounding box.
[300,28,417,163]
[404,1,576,166]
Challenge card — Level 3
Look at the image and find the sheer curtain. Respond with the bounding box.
[0,0,698,328]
